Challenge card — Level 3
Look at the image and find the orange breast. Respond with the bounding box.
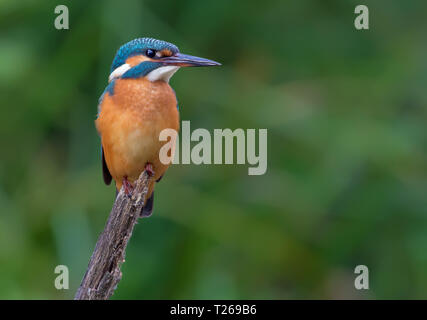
[96,78,179,197]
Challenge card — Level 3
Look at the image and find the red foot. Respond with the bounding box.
[122,177,134,196]
[145,163,154,177]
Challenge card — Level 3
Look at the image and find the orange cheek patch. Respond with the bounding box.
[125,55,155,67]
[160,49,172,57]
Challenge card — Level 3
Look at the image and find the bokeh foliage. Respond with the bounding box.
[0,0,426,299]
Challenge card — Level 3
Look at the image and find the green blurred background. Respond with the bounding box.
[0,0,426,299]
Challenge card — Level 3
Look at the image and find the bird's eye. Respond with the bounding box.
[145,49,156,58]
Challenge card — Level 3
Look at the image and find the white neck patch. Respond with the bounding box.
[108,63,131,82]
[146,66,180,83]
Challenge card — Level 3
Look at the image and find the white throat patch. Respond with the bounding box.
[108,64,131,82]
[146,66,180,83]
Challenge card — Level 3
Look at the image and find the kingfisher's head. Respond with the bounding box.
[108,38,220,83]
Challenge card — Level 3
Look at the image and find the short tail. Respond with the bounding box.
[140,191,154,217]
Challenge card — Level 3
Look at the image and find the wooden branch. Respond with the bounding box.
[74,170,152,300]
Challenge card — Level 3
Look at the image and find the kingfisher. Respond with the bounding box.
[96,38,220,217]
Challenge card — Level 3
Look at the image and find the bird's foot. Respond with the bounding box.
[144,163,154,177]
[122,177,134,198]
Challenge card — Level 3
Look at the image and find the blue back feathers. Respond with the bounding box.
[97,80,116,118]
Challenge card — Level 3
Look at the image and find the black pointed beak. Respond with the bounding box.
[161,53,221,67]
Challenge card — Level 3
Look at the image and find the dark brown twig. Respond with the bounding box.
[74,170,152,300]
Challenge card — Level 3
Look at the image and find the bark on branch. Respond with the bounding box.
[74,170,152,300]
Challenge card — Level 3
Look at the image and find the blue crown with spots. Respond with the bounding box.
[110,38,179,73]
